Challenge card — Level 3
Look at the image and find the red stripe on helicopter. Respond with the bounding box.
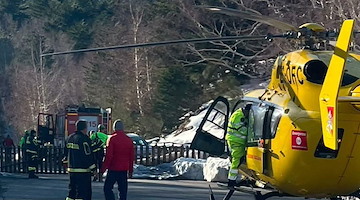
[291,130,308,150]
[247,154,262,161]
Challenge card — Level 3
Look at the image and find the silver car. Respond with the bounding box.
[127,133,152,158]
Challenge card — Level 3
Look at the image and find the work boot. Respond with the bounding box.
[28,174,39,179]
[235,178,250,187]
[228,180,236,188]
[28,171,39,179]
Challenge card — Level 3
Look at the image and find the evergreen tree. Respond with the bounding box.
[0,0,29,26]
[0,38,14,71]
[154,66,202,132]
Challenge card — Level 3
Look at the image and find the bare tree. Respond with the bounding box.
[173,0,280,78]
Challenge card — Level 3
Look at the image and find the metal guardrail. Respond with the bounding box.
[0,145,209,174]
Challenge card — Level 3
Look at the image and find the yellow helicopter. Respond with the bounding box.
[41,5,360,200]
[189,6,360,200]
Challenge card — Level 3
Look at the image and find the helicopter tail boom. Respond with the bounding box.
[319,19,355,150]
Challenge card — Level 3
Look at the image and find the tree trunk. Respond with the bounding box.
[130,1,144,116]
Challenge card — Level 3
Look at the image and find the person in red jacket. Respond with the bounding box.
[101,120,134,200]
[3,135,14,147]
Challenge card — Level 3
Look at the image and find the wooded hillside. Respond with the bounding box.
[0,0,358,140]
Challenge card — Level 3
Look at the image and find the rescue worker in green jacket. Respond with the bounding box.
[19,130,29,148]
[90,124,108,181]
[226,104,251,187]
[25,130,40,179]
[19,130,29,173]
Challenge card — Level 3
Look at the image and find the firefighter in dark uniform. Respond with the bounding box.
[25,130,40,179]
[65,120,96,200]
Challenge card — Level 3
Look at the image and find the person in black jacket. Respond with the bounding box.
[25,130,40,179]
[64,120,96,200]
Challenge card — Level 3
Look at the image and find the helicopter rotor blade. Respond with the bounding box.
[41,35,283,57]
[200,6,299,32]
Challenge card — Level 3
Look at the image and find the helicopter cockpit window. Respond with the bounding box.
[247,105,267,144]
[304,60,327,84]
[310,53,360,86]
[247,108,255,143]
[270,108,282,138]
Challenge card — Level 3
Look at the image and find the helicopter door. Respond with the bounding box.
[190,96,230,156]
[245,104,273,174]
[37,113,56,144]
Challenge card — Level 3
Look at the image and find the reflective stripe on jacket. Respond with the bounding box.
[25,135,39,154]
[65,131,95,173]
[226,108,248,142]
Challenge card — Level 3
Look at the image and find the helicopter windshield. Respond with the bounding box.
[313,52,360,86]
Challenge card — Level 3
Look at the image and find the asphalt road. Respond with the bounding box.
[0,174,319,200]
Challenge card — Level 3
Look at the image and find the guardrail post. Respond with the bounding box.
[174,145,178,160]
[151,146,155,166]
[157,145,161,165]
[140,145,144,165]
[17,147,21,173]
[180,146,184,158]
[162,144,166,164]
[185,146,190,158]
[134,145,138,165]
[145,146,149,166]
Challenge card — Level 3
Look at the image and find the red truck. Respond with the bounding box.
[37,105,112,146]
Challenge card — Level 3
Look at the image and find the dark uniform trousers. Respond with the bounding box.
[25,135,39,176]
[68,172,92,200]
[65,130,95,200]
[26,151,38,176]
[104,171,128,200]
[96,150,104,170]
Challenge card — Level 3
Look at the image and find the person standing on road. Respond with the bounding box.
[25,130,40,179]
[19,130,29,148]
[19,130,29,173]
[226,104,251,187]
[65,120,96,200]
[101,120,134,200]
[3,135,15,147]
[90,124,108,181]
[3,134,15,170]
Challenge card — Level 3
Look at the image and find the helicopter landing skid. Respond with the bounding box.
[215,182,292,200]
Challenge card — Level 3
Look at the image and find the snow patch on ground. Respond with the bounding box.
[173,158,206,180]
[132,157,206,180]
[203,157,230,182]
[130,157,230,181]
[132,163,178,180]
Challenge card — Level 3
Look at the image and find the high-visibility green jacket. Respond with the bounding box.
[19,136,26,148]
[90,132,108,147]
[226,108,248,143]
